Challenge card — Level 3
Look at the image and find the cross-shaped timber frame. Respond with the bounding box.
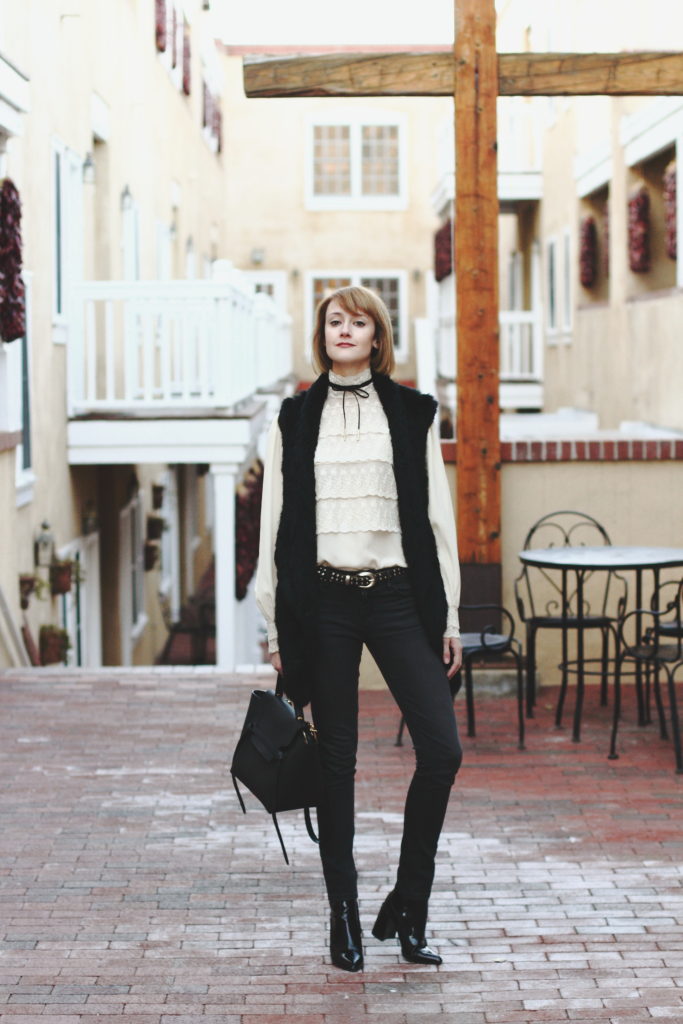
[242,0,683,603]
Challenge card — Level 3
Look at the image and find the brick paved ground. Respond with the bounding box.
[1,667,682,1024]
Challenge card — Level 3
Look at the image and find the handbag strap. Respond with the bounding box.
[275,673,305,718]
[231,771,247,814]
[304,806,319,844]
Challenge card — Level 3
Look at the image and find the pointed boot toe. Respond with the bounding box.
[329,898,364,972]
[372,890,442,965]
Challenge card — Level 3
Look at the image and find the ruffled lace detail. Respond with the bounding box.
[315,384,401,536]
[317,495,401,534]
[316,461,397,500]
[329,368,373,387]
[315,432,394,466]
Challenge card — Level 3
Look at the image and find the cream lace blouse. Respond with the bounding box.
[255,370,461,652]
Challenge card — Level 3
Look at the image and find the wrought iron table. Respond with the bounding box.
[517,545,683,741]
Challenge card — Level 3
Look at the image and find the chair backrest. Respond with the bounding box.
[515,510,623,621]
[521,510,611,551]
[619,578,683,661]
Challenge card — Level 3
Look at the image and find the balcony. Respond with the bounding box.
[67,275,292,464]
[431,307,543,414]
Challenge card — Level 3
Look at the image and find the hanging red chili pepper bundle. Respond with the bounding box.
[628,185,651,274]
[579,215,597,288]
[155,0,167,52]
[664,160,677,261]
[0,178,26,343]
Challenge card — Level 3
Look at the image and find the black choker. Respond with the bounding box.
[328,377,372,431]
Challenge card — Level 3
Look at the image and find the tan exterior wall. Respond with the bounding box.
[537,94,683,431]
[1,0,228,667]
[221,55,451,381]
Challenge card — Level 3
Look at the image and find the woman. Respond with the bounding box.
[255,285,463,972]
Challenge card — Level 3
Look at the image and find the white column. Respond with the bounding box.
[210,462,237,670]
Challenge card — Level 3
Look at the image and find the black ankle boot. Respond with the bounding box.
[329,898,364,972]
[372,890,442,965]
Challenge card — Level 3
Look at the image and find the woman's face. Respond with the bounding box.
[324,302,377,376]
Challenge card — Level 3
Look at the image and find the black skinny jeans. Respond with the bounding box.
[310,575,463,902]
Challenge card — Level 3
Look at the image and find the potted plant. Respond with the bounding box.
[50,559,74,596]
[39,624,71,665]
[147,514,165,540]
[144,541,160,571]
[18,572,48,610]
[152,483,165,510]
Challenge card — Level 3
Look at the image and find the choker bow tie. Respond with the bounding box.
[328,377,372,432]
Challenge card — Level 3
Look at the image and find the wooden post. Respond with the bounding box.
[454,0,502,603]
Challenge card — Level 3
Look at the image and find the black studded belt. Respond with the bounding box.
[316,564,408,590]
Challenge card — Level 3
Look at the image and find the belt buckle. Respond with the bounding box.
[356,570,376,589]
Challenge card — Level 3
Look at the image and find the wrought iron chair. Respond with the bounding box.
[514,510,627,728]
[156,590,215,665]
[608,578,683,774]
[395,604,525,750]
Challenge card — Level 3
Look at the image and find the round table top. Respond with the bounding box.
[518,545,683,571]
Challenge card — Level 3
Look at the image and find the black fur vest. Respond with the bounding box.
[274,372,448,706]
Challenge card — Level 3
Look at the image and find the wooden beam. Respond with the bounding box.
[242,52,452,97]
[243,50,683,98]
[454,0,501,569]
[499,51,683,95]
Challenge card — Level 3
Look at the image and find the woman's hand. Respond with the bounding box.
[269,651,283,674]
[442,636,463,679]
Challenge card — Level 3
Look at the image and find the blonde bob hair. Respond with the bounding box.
[311,285,395,377]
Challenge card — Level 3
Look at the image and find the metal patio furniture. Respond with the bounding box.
[514,510,627,731]
[609,578,683,774]
[395,603,525,751]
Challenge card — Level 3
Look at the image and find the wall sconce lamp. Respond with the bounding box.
[250,247,265,266]
[120,184,133,211]
[34,521,55,568]
[82,152,96,184]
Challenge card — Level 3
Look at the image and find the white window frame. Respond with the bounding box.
[561,228,573,336]
[51,139,84,344]
[57,534,102,669]
[241,270,288,312]
[158,467,181,621]
[304,269,408,364]
[119,489,147,664]
[0,272,35,506]
[545,236,559,341]
[305,109,407,211]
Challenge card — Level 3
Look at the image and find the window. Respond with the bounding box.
[546,238,558,333]
[0,273,34,505]
[307,113,406,210]
[562,230,572,332]
[241,270,288,311]
[307,271,408,361]
[119,487,146,662]
[51,141,84,338]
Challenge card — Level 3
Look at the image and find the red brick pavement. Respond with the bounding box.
[0,667,682,1024]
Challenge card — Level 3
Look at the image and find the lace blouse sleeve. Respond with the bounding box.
[426,420,461,638]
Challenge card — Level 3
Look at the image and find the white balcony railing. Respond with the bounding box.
[67,277,292,416]
[499,309,543,381]
[435,309,542,383]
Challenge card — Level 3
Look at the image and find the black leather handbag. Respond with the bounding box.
[230,676,321,863]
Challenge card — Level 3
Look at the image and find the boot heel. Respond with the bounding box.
[372,899,397,941]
